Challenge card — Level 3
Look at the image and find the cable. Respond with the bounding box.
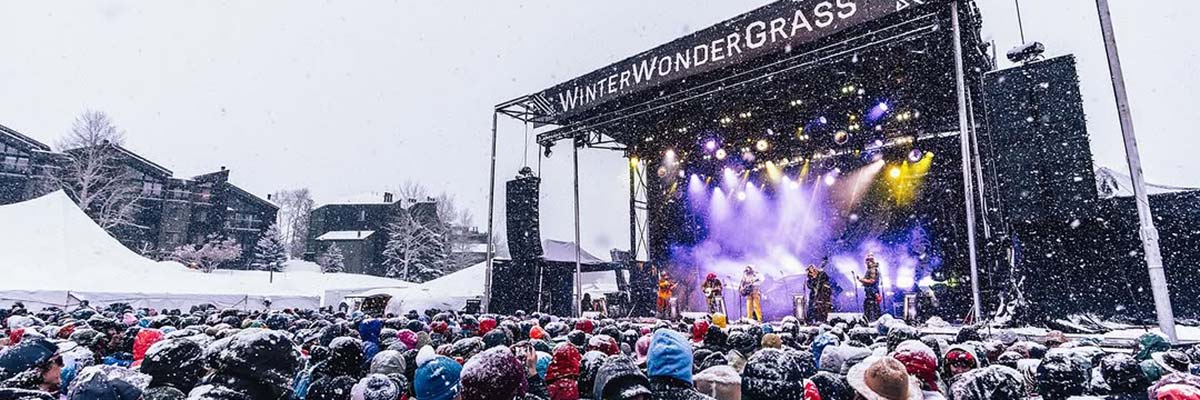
[1014,0,1027,45]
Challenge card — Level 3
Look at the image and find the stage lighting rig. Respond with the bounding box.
[1006,41,1045,64]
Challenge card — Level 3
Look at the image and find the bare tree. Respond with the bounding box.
[273,188,314,258]
[50,111,142,231]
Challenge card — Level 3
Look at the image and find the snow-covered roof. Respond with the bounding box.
[322,192,398,206]
[317,230,376,241]
[1095,166,1198,199]
[0,191,412,309]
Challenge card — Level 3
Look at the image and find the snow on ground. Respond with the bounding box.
[0,191,412,309]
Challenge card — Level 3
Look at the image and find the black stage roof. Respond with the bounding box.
[496,0,991,152]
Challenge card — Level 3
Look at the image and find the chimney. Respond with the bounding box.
[220,166,226,171]
[383,192,394,203]
[266,194,272,201]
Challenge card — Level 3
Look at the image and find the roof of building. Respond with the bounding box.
[0,123,51,152]
[321,192,400,207]
[226,182,279,211]
[317,230,376,241]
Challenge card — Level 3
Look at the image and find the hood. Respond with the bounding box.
[1035,349,1089,399]
[811,333,840,370]
[694,365,741,400]
[546,343,583,382]
[947,365,1024,400]
[810,371,851,400]
[593,356,651,400]
[891,340,938,392]
[460,346,527,400]
[141,338,204,392]
[358,319,384,345]
[132,329,165,367]
[646,330,693,384]
[369,350,406,376]
[413,347,463,400]
[741,348,808,400]
[328,336,366,378]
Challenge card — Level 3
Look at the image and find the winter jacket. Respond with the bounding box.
[692,366,740,400]
[141,338,205,394]
[204,329,302,400]
[948,365,1024,400]
[648,377,714,400]
[741,348,808,400]
[359,319,384,365]
[67,368,145,400]
[460,346,528,400]
[592,356,650,400]
[144,386,188,400]
[131,328,165,367]
[0,388,55,400]
[808,371,850,400]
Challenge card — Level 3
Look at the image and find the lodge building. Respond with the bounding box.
[0,123,277,268]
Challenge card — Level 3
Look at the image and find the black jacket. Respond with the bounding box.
[648,377,714,400]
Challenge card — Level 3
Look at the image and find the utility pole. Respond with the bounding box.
[1095,0,1177,343]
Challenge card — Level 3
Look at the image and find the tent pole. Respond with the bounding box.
[1096,0,1177,343]
[484,111,499,314]
[951,1,984,321]
[573,138,583,317]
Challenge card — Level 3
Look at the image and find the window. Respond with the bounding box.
[142,181,163,197]
[359,210,367,221]
[226,212,263,230]
[0,143,31,174]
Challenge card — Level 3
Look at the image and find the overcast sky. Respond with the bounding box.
[2,1,1197,255]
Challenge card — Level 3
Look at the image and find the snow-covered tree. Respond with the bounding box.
[49,111,142,231]
[169,234,242,272]
[273,188,314,258]
[318,243,345,273]
[382,211,446,282]
[251,224,287,272]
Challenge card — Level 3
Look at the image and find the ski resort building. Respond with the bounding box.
[306,192,442,276]
[0,123,277,268]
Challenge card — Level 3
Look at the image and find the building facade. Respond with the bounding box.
[306,193,441,276]
[0,124,277,268]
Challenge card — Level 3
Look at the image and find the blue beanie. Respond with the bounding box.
[535,351,552,380]
[413,346,462,400]
[647,329,693,384]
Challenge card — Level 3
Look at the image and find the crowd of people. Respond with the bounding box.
[1,301,1199,400]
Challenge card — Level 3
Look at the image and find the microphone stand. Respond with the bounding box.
[852,271,862,317]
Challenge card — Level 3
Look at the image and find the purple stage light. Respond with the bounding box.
[704,139,718,152]
[867,101,891,122]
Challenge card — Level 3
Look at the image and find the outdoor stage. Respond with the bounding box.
[486,0,1200,326]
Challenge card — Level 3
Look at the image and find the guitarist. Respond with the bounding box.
[806,258,834,324]
[656,271,678,319]
[740,265,763,322]
[701,273,725,315]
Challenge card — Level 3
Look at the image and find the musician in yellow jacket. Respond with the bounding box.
[740,265,763,321]
[656,271,677,319]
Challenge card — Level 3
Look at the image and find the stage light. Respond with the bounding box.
[789,99,803,107]
[665,149,676,160]
[656,166,668,178]
[908,149,923,163]
[678,170,686,178]
[741,151,755,162]
[720,117,733,125]
[736,191,747,201]
[819,117,828,124]
[629,157,640,167]
[889,166,902,179]
[824,173,837,186]
[704,139,718,152]
[834,130,849,145]
[715,149,727,160]
[879,102,890,112]
[755,139,770,152]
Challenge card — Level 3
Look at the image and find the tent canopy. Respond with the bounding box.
[0,191,411,310]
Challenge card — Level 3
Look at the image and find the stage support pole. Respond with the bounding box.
[1096,0,1178,343]
[484,111,499,314]
[573,138,584,317]
[951,1,983,321]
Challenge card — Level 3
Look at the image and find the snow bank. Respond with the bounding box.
[0,191,412,310]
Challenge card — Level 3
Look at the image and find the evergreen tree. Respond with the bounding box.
[382,211,446,282]
[251,223,287,272]
[318,243,345,273]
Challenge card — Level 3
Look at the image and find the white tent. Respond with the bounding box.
[0,191,412,310]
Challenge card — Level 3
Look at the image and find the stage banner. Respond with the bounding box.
[530,0,936,121]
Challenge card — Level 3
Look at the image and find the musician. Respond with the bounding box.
[740,265,763,322]
[701,273,724,315]
[656,271,677,319]
[859,254,883,322]
[806,260,833,324]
